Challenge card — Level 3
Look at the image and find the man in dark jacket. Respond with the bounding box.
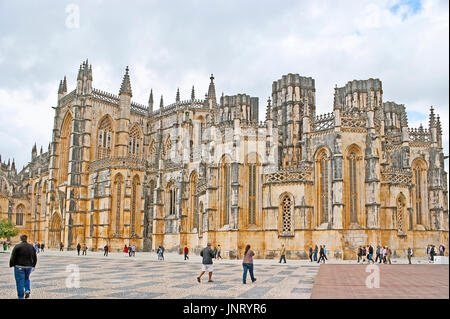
[9,235,37,299]
[197,243,215,283]
[76,243,81,256]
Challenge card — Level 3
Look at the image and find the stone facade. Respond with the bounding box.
[0,60,448,259]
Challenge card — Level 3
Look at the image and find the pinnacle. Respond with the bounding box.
[119,66,132,96]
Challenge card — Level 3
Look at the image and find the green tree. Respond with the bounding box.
[0,218,19,239]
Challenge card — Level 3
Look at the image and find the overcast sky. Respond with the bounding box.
[0,0,448,172]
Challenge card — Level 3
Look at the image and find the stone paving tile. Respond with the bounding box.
[238,286,272,298]
[264,276,286,283]
[171,283,196,289]
[291,288,313,294]
[209,285,234,290]
[47,287,104,294]
[105,291,164,299]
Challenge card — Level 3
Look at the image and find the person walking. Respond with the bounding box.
[439,244,445,256]
[242,244,256,284]
[318,245,325,263]
[375,245,381,263]
[82,244,88,256]
[197,243,215,283]
[59,242,64,251]
[362,246,367,264]
[313,245,318,262]
[382,246,387,264]
[123,245,128,257]
[309,247,313,262]
[9,235,37,299]
[212,245,218,259]
[3,241,8,252]
[157,246,162,260]
[357,246,362,263]
[160,246,165,260]
[128,245,132,257]
[40,243,45,253]
[430,245,436,262]
[407,247,413,264]
[323,245,328,261]
[104,244,109,257]
[368,245,374,263]
[386,246,392,264]
[217,245,223,260]
[131,245,136,257]
[184,246,189,260]
[76,243,81,256]
[279,244,287,263]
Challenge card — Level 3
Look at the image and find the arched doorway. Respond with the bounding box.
[49,213,62,248]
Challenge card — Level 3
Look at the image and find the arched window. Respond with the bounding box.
[113,174,123,236]
[396,194,406,233]
[412,159,427,226]
[246,153,260,226]
[167,181,176,216]
[349,152,357,223]
[59,112,72,184]
[0,177,8,192]
[149,139,156,164]
[128,124,142,157]
[16,205,24,226]
[219,156,231,226]
[130,175,140,235]
[316,148,330,225]
[189,172,198,231]
[279,194,293,235]
[97,116,113,159]
[163,136,172,160]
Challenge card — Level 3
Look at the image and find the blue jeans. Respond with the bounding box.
[14,266,32,299]
[242,263,255,283]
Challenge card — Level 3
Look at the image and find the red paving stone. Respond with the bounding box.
[311,264,449,299]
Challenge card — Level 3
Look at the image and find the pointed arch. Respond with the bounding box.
[166,180,177,216]
[219,155,231,227]
[189,171,198,231]
[112,173,124,236]
[245,153,261,227]
[49,212,62,248]
[279,192,294,235]
[15,204,25,226]
[130,175,140,236]
[163,135,172,160]
[315,146,331,226]
[412,158,427,226]
[97,115,114,159]
[396,192,407,233]
[58,111,72,184]
[128,123,143,157]
[344,144,364,227]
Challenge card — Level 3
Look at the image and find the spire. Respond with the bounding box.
[437,114,442,135]
[11,159,15,172]
[266,97,272,120]
[148,89,154,111]
[429,106,436,128]
[191,85,195,100]
[160,95,164,109]
[62,76,67,93]
[77,64,83,80]
[58,80,63,94]
[176,88,180,103]
[119,66,132,96]
[32,143,37,159]
[207,74,216,100]
[40,146,43,154]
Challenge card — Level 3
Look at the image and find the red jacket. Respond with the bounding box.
[184,247,189,253]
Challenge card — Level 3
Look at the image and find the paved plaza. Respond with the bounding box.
[0,250,447,299]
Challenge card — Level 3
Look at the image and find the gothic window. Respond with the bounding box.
[128,124,142,157]
[16,205,24,226]
[412,159,426,226]
[163,136,172,160]
[113,174,123,236]
[190,172,198,231]
[58,112,72,184]
[248,164,256,225]
[97,116,113,159]
[131,175,139,235]
[316,149,330,225]
[349,152,358,224]
[167,182,176,216]
[149,139,156,164]
[219,156,231,226]
[320,154,329,224]
[280,194,293,234]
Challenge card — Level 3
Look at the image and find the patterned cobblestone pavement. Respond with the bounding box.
[0,250,319,299]
[1,250,444,299]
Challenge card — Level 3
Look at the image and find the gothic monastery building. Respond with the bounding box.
[0,60,448,259]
